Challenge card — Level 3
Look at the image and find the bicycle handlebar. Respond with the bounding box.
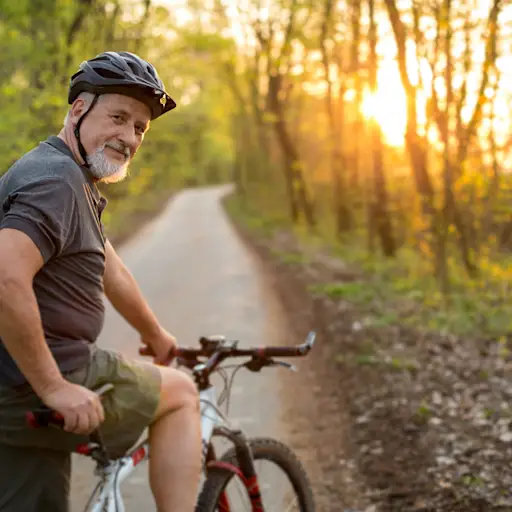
[140,331,316,361]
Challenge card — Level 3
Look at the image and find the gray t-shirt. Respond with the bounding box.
[0,136,108,386]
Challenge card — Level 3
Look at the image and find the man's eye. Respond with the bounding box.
[112,115,123,122]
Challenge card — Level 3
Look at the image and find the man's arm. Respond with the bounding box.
[0,228,103,433]
[103,240,177,362]
[0,228,62,394]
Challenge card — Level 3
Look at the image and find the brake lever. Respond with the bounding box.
[245,358,267,372]
[272,361,297,372]
[245,358,297,373]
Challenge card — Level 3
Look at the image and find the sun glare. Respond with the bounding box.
[361,62,407,147]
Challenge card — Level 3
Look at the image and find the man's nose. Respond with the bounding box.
[118,126,138,154]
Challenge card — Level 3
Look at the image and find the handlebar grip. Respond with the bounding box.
[26,409,65,429]
[25,383,114,430]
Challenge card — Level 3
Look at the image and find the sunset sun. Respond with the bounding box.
[361,62,408,147]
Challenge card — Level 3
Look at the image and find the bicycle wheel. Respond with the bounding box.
[196,437,315,512]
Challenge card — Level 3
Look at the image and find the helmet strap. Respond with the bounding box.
[73,94,99,168]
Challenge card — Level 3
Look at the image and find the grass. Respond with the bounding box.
[310,240,512,339]
[223,193,291,236]
[415,400,433,422]
[308,281,376,303]
[272,250,310,265]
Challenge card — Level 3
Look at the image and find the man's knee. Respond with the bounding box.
[154,368,199,419]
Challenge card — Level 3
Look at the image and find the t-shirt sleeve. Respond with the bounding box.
[0,177,78,262]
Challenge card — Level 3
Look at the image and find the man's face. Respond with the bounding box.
[75,94,151,183]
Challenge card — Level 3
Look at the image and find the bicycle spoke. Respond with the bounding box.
[283,492,300,512]
[223,475,252,511]
[234,477,252,512]
[246,459,300,512]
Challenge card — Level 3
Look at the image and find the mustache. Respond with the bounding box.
[104,142,130,158]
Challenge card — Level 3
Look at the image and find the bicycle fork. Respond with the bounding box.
[207,426,264,512]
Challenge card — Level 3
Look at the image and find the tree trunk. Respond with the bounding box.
[369,0,395,257]
[384,0,442,281]
[133,0,151,54]
[456,0,503,168]
[105,1,121,48]
[321,0,351,235]
[384,0,435,212]
[63,0,95,78]
[349,0,362,193]
[439,0,477,279]
[482,69,501,241]
[268,73,315,228]
[232,112,247,199]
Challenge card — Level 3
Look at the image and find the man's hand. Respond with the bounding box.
[141,327,178,365]
[40,381,105,435]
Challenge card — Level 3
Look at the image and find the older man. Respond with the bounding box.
[0,52,201,511]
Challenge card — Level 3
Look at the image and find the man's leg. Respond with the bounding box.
[148,367,202,512]
[57,349,202,512]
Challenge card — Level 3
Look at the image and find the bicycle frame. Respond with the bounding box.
[84,386,241,512]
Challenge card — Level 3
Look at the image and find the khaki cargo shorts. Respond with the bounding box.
[0,347,161,511]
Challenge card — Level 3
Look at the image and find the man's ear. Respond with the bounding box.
[69,98,88,124]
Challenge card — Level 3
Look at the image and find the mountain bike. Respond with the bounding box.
[27,331,317,511]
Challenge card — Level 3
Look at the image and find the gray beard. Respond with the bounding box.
[87,144,129,184]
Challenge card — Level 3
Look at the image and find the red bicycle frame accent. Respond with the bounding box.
[208,461,264,512]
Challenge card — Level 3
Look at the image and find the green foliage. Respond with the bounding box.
[333,235,512,338]
[308,281,376,303]
[354,354,379,366]
[461,474,486,488]
[415,400,433,422]
[387,357,418,372]
[224,193,293,236]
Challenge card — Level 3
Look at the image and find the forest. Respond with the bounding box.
[2,0,510,335]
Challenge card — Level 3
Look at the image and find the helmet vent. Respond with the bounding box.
[96,68,125,80]
[127,62,139,75]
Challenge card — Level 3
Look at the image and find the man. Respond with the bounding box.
[0,52,202,511]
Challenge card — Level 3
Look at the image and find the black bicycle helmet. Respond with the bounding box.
[69,51,176,119]
[68,51,176,167]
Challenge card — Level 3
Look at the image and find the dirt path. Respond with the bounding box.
[70,185,320,510]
